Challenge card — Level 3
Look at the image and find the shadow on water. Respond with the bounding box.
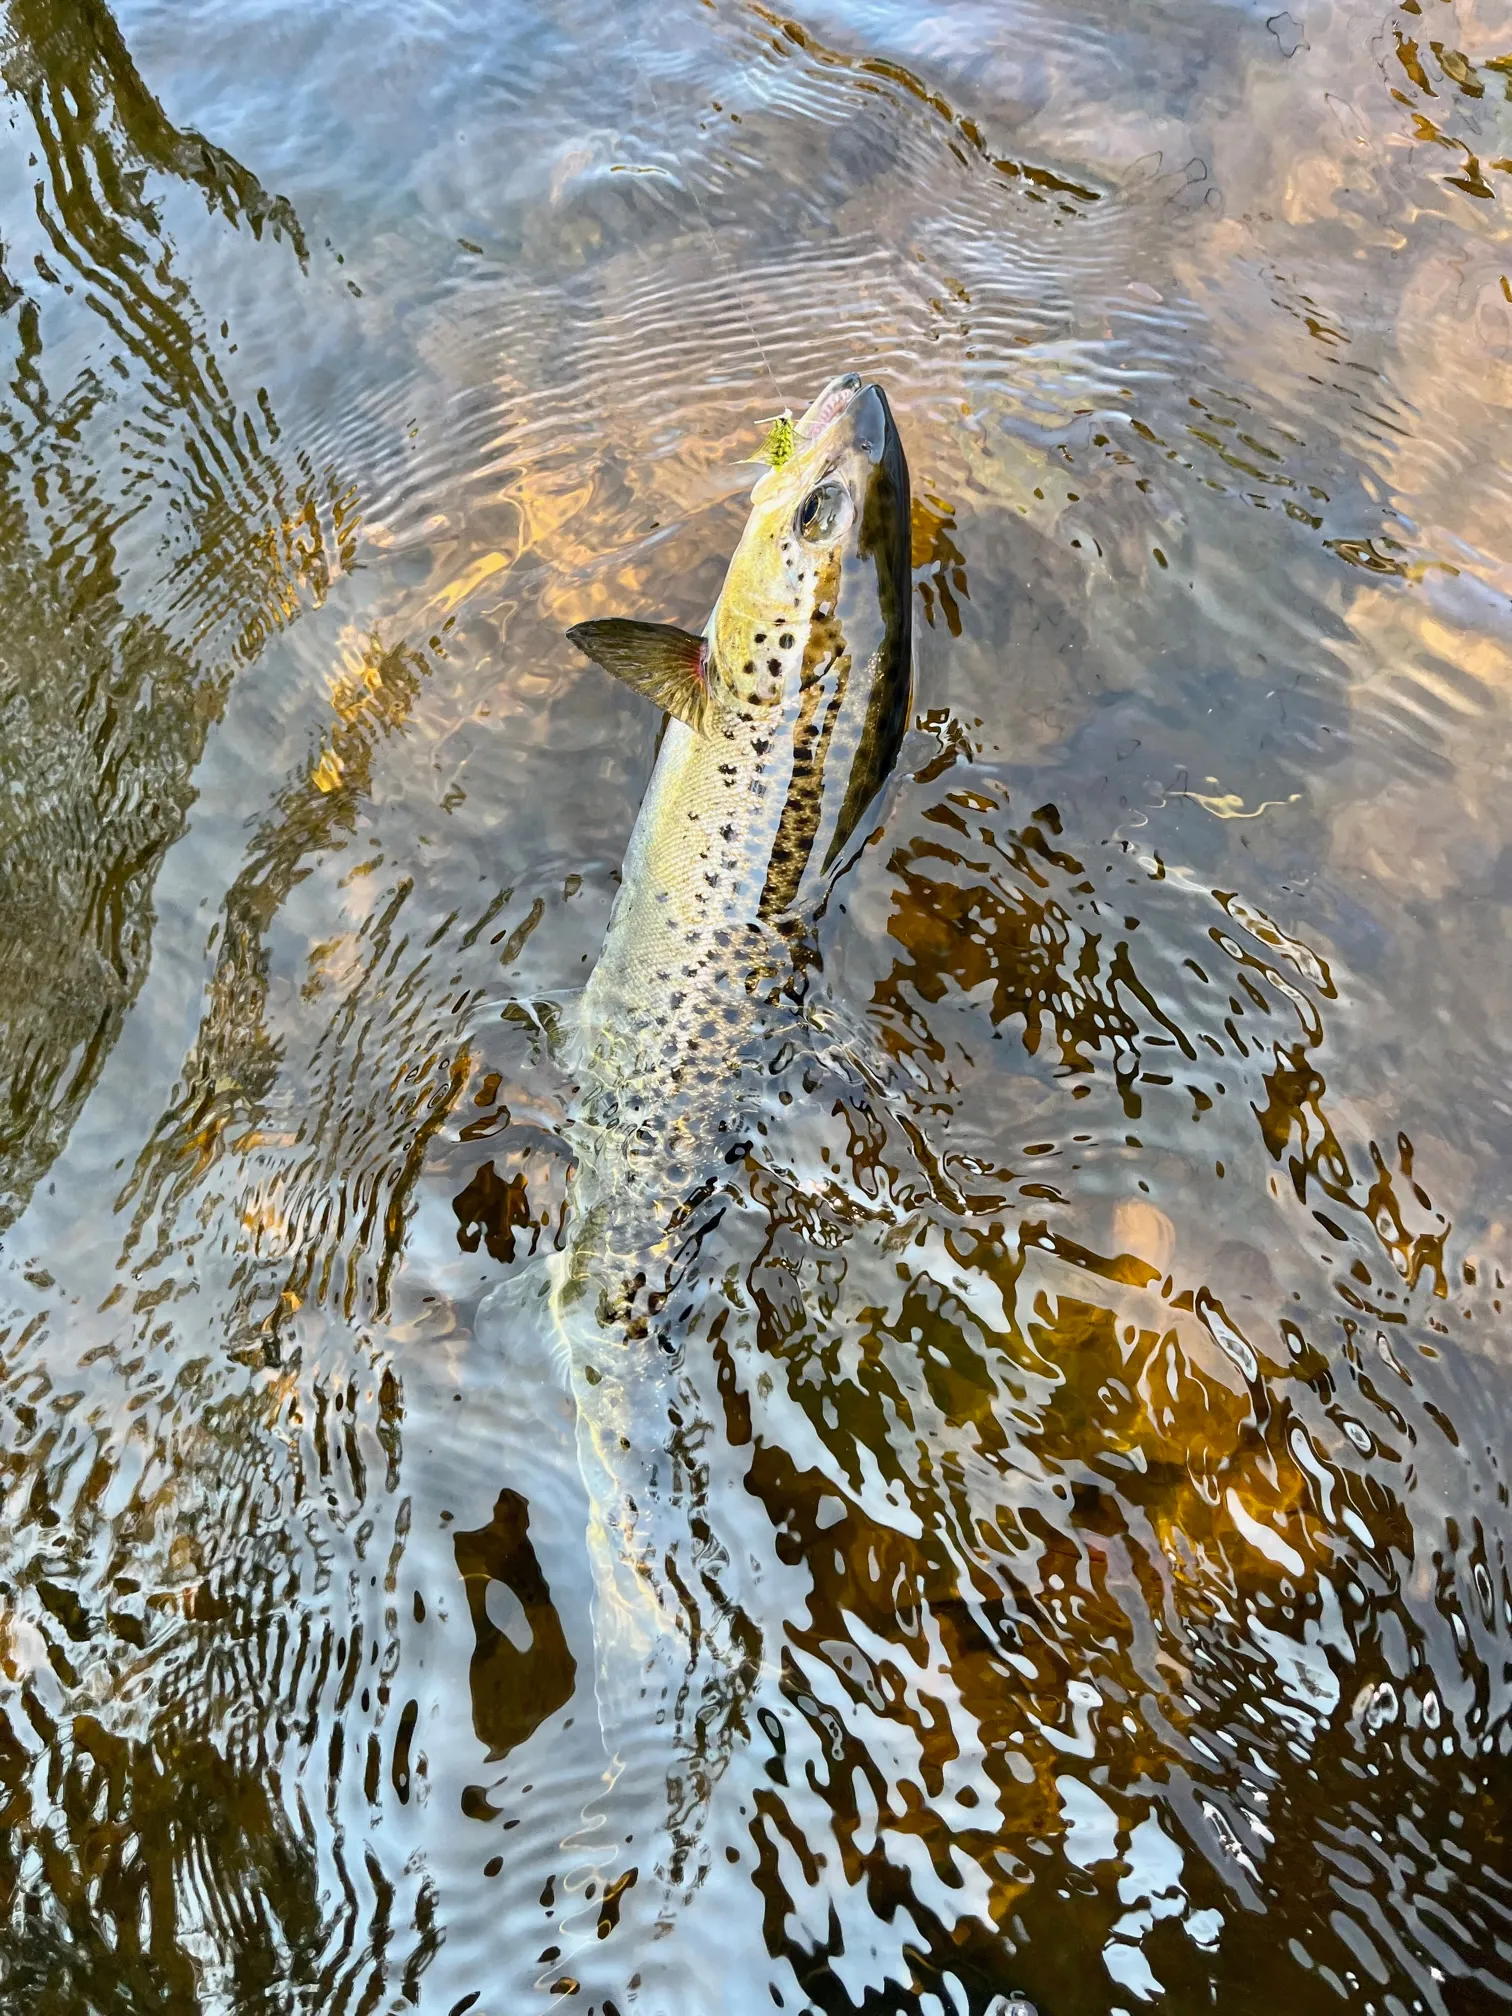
[0,1326,437,2011]
[115,628,460,1344]
[707,744,1511,2011]
[0,5,437,2007]
[0,0,353,1235]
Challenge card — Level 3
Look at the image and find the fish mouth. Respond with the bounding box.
[796,371,864,441]
[748,374,895,503]
[796,374,892,470]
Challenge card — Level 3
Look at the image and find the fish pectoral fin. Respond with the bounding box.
[567,619,713,734]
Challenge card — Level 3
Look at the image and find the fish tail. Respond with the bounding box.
[541,1335,761,1990]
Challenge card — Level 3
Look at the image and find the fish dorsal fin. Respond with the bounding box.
[566,619,713,734]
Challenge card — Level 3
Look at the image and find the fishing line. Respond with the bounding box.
[628,27,788,412]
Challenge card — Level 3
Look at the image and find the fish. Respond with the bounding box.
[543,371,912,1976]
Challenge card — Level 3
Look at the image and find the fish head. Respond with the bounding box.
[711,372,913,909]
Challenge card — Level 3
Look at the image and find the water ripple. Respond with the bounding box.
[3,0,1512,2005]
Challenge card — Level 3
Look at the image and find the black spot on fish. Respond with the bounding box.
[767,658,781,674]
[744,659,756,675]
[779,632,793,649]
[754,631,766,643]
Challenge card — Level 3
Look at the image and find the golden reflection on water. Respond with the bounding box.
[2,0,1512,2008]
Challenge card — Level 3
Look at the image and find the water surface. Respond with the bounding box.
[2,0,1511,2008]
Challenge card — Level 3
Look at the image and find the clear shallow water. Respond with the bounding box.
[2,0,1512,2008]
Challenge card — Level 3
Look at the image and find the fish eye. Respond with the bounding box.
[796,479,853,544]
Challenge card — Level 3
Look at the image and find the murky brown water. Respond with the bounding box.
[3,0,1512,2009]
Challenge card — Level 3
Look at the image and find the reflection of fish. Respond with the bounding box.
[551,372,911,1950]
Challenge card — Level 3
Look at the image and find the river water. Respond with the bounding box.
[2,0,1511,2009]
